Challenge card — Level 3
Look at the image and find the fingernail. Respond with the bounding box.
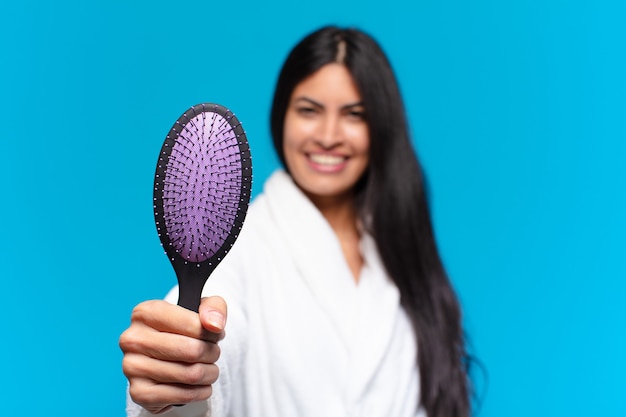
[206,311,224,329]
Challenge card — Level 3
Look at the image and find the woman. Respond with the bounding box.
[120,26,471,417]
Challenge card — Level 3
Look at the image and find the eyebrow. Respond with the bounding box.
[293,96,365,110]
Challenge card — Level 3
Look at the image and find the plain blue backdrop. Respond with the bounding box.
[1,0,624,415]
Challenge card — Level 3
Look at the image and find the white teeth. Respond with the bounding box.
[309,154,344,165]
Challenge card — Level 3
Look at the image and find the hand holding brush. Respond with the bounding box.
[120,103,251,412]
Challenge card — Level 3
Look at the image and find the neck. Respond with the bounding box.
[305,191,363,283]
[306,192,358,234]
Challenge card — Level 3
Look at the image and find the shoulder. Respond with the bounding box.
[234,170,295,237]
[217,170,295,261]
[200,171,293,295]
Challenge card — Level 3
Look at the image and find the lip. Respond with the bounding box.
[306,152,348,173]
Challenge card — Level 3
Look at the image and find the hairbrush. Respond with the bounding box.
[153,103,252,312]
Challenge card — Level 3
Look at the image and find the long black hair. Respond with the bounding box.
[270,26,472,417]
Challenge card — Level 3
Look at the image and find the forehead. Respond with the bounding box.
[291,63,362,104]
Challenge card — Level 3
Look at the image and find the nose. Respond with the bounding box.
[316,114,343,148]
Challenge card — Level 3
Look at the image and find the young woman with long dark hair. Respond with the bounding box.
[121,26,472,417]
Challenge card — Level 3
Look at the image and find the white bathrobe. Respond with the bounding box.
[127,170,425,417]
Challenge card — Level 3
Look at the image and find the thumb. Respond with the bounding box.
[199,295,227,334]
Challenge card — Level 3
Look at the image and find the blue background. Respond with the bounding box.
[1,0,624,415]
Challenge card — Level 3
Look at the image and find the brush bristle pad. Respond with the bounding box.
[158,111,243,263]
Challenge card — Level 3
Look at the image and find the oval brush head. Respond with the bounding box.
[153,103,252,312]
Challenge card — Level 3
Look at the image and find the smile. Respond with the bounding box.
[306,153,348,173]
[308,153,346,166]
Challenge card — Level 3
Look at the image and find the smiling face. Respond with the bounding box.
[283,63,370,208]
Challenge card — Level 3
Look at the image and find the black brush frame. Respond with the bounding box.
[153,103,252,312]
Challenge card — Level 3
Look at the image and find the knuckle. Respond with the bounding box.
[208,343,221,363]
[128,383,152,405]
[177,339,221,363]
[177,390,194,403]
[121,354,145,379]
[212,364,220,384]
[178,386,207,403]
[131,299,167,324]
[177,338,204,362]
[121,355,134,377]
[183,364,206,385]
[118,330,130,351]
[181,363,220,386]
[118,329,143,353]
[206,364,220,384]
[130,301,153,322]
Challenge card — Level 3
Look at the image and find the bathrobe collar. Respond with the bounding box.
[263,170,403,401]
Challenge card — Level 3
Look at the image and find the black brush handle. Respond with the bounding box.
[172,259,217,312]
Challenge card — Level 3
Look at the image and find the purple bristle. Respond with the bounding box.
[162,111,242,263]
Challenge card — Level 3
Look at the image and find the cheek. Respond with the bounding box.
[282,120,302,172]
[286,117,317,142]
[283,115,305,151]
[348,126,370,156]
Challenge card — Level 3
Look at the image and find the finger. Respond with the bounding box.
[199,296,228,336]
[123,353,220,385]
[128,377,213,412]
[129,300,221,342]
[120,324,221,364]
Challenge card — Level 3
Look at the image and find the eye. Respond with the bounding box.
[346,108,366,120]
[296,106,317,116]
